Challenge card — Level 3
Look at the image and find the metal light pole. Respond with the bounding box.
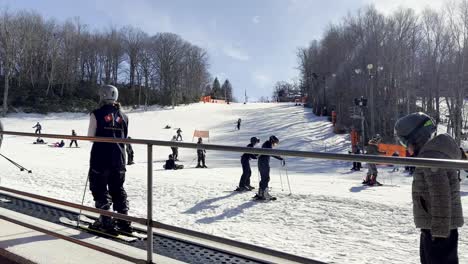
[367,64,375,137]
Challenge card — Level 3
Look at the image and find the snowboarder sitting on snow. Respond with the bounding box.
[33,122,42,134]
[395,112,464,264]
[171,135,179,161]
[196,137,207,168]
[87,84,131,234]
[176,128,183,141]
[126,137,134,165]
[35,137,45,144]
[69,129,78,147]
[164,125,171,129]
[164,154,184,170]
[50,140,65,148]
[236,118,242,130]
[255,136,285,200]
[363,134,385,186]
[236,137,260,191]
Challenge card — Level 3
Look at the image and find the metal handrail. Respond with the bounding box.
[1,130,468,264]
[0,186,147,225]
[2,130,468,169]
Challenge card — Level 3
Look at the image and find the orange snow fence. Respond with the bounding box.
[378,143,407,157]
[201,96,211,103]
[200,96,227,104]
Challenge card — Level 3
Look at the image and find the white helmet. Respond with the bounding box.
[100,85,119,104]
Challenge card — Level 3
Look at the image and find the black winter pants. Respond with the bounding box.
[197,154,205,166]
[239,158,251,187]
[420,229,458,264]
[89,167,129,213]
[69,140,78,147]
[258,162,270,191]
[171,147,178,160]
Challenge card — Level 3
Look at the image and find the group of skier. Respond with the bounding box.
[17,84,465,262]
[234,135,285,200]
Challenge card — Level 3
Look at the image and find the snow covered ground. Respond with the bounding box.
[0,102,467,264]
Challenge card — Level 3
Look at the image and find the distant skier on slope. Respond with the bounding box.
[196,137,207,168]
[362,134,385,186]
[176,128,183,141]
[235,137,260,191]
[69,129,78,147]
[236,118,242,130]
[87,84,131,234]
[33,122,42,134]
[171,135,179,161]
[255,136,285,200]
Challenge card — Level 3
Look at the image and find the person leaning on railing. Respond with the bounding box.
[395,112,463,264]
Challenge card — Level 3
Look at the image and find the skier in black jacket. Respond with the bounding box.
[33,122,42,134]
[235,137,260,191]
[69,130,78,147]
[87,84,131,233]
[196,137,207,168]
[256,136,284,200]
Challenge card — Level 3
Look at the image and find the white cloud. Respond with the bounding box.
[223,45,249,61]
[252,16,260,24]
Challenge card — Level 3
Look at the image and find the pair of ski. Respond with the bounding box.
[59,215,147,243]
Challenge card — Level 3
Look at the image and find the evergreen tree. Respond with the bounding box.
[221,79,233,101]
[211,77,222,99]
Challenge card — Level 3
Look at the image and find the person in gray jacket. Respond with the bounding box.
[395,112,463,264]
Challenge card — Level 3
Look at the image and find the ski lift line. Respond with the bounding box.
[1,130,467,170]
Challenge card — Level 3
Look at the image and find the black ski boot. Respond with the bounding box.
[91,215,118,235]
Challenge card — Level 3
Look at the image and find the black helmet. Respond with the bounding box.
[250,137,260,144]
[394,112,436,148]
[269,135,279,144]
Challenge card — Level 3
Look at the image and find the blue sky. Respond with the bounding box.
[0,0,444,100]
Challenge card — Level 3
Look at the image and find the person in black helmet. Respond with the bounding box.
[196,137,207,168]
[88,84,131,233]
[395,112,463,264]
[235,137,260,191]
[255,136,285,200]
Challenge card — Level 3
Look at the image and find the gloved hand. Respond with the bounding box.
[281,159,286,167]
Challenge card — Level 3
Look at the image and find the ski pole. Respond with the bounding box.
[279,166,284,191]
[285,163,292,195]
[0,153,32,173]
[77,175,90,226]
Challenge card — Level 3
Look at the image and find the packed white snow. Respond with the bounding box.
[0,102,467,264]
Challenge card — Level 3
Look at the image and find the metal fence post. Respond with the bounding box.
[147,144,153,263]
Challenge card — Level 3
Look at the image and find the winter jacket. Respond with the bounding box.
[258,140,282,166]
[165,159,176,170]
[241,143,258,161]
[89,104,128,169]
[366,144,380,155]
[413,133,464,237]
[197,144,206,157]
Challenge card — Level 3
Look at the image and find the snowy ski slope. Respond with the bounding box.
[0,102,467,264]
